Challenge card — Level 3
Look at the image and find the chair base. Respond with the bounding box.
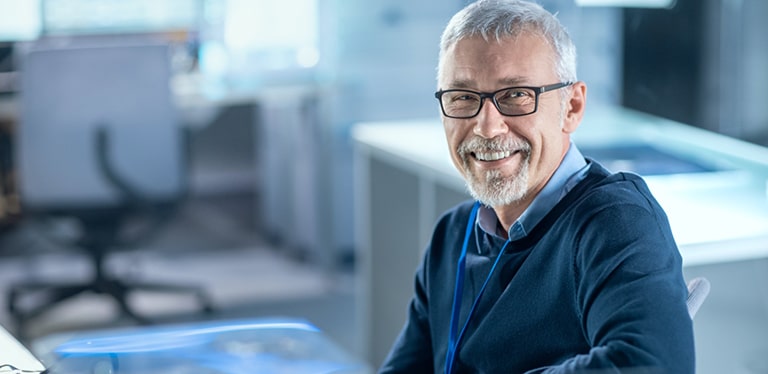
[7,276,215,342]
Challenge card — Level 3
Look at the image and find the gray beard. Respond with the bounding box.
[463,154,530,207]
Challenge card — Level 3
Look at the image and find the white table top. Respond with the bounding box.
[0,324,45,372]
[352,106,768,267]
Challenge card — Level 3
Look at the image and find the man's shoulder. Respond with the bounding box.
[574,161,660,212]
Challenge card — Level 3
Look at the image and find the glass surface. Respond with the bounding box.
[580,144,725,176]
[39,318,372,374]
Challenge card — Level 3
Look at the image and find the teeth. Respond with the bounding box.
[475,150,511,161]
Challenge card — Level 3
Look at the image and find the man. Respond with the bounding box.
[378,0,695,373]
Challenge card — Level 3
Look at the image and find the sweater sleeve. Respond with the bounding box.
[528,200,695,373]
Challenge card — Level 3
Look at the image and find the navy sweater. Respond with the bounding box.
[379,162,695,373]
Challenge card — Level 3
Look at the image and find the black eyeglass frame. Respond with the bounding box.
[434,81,574,119]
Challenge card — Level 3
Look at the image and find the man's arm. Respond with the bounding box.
[528,202,695,373]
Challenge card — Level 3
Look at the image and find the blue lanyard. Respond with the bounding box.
[444,201,512,374]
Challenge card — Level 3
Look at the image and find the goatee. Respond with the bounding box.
[458,136,531,207]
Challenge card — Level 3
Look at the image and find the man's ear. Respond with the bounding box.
[562,81,587,134]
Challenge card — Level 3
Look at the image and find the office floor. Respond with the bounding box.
[0,191,362,365]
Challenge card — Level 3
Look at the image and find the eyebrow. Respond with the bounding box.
[498,76,529,86]
[444,79,474,90]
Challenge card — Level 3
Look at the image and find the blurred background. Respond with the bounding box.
[0,0,766,373]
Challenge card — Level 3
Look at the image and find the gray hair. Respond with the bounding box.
[437,0,577,86]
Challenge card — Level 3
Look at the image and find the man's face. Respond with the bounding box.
[438,33,579,208]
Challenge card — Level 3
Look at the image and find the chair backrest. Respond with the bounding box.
[16,41,183,212]
[686,277,711,319]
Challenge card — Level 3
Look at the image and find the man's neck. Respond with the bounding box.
[492,152,568,235]
[493,195,534,237]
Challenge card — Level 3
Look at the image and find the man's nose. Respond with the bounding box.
[473,98,509,139]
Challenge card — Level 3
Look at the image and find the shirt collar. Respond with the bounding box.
[477,142,590,241]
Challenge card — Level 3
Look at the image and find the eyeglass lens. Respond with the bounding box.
[440,87,538,118]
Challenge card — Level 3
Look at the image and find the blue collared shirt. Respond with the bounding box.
[477,142,590,240]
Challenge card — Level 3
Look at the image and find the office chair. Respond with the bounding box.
[7,42,213,340]
[686,277,711,319]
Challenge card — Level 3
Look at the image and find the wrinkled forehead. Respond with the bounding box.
[437,32,557,86]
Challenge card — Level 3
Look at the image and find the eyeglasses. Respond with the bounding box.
[434,82,573,119]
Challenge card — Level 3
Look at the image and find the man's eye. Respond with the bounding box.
[452,93,478,102]
[497,89,535,106]
[501,90,529,99]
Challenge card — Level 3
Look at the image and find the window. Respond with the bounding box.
[201,0,319,73]
[42,0,199,35]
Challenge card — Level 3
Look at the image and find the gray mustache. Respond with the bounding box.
[458,136,531,157]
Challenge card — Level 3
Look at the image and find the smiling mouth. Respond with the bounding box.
[473,150,518,161]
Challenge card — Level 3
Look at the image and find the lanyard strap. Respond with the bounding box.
[445,201,511,374]
[445,202,480,373]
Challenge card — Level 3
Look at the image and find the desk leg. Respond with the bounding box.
[355,151,469,368]
[356,154,421,368]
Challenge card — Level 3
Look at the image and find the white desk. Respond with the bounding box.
[0,323,45,373]
[352,106,768,367]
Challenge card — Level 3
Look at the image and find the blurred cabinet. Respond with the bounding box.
[257,86,331,264]
[352,120,469,367]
